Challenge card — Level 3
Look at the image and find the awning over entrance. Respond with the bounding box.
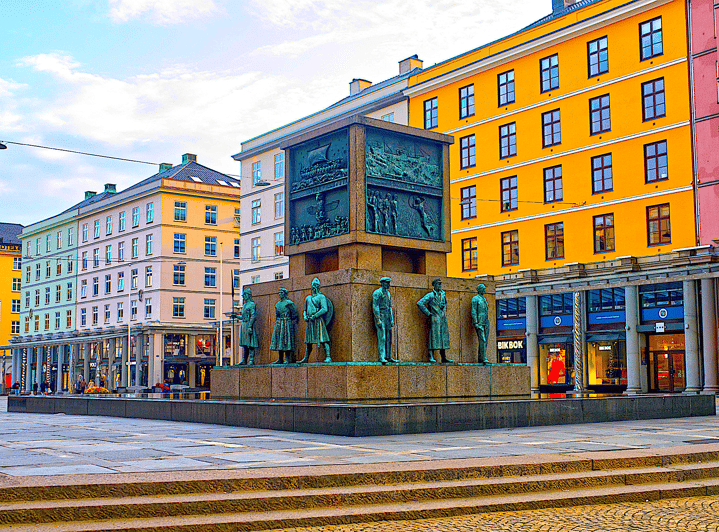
[539,335,573,344]
[586,333,625,342]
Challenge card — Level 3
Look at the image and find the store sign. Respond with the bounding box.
[598,345,612,351]
[549,347,562,353]
[497,340,524,350]
[655,322,665,333]
[658,308,668,319]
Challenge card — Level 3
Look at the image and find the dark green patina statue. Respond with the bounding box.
[270,288,299,364]
[416,278,452,363]
[298,278,333,363]
[471,283,490,365]
[239,288,258,365]
[372,277,398,364]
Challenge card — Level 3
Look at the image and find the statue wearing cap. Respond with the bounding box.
[372,276,398,364]
[472,284,490,364]
[416,278,452,363]
[298,277,333,363]
[239,288,258,365]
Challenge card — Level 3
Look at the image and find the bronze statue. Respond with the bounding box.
[298,277,333,363]
[239,288,258,365]
[416,278,452,363]
[471,283,490,365]
[372,277,398,364]
[270,288,299,364]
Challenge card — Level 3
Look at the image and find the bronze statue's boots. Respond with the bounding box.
[379,357,388,365]
[272,354,284,365]
[440,350,453,363]
[479,357,489,365]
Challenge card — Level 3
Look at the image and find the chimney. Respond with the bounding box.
[84,191,96,200]
[159,162,172,173]
[553,0,576,13]
[182,153,197,164]
[349,78,372,96]
[399,54,423,75]
[104,183,116,194]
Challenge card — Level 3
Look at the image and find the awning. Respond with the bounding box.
[586,333,626,342]
[539,335,573,344]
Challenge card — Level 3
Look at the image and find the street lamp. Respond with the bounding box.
[0,142,7,150]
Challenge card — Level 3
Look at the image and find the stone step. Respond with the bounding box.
[2,479,719,532]
[0,463,718,526]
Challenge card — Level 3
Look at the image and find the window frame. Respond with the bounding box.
[589,94,611,135]
[647,203,671,246]
[593,213,615,253]
[545,222,565,260]
[541,109,561,148]
[544,165,563,204]
[499,122,517,159]
[460,185,477,220]
[640,16,663,61]
[644,140,668,183]
[540,54,559,93]
[501,229,520,266]
[459,84,475,119]
[500,176,518,212]
[587,36,609,77]
[591,153,613,194]
[642,78,666,121]
[424,97,438,129]
[459,134,476,169]
[498,69,515,106]
[461,237,478,272]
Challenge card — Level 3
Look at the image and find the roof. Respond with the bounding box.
[123,160,240,194]
[0,222,23,245]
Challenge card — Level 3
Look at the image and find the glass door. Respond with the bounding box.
[652,351,685,392]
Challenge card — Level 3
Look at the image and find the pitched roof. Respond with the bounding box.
[123,160,240,194]
[0,222,24,245]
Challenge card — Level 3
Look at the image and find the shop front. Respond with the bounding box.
[647,333,685,392]
[496,338,527,364]
[539,336,574,392]
[496,297,527,365]
[586,335,626,393]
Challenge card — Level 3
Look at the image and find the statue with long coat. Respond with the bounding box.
[298,277,333,363]
[239,288,258,365]
[416,278,452,363]
[270,288,298,364]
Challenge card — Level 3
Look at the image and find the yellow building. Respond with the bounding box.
[0,223,23,387]
[405,0,693,277]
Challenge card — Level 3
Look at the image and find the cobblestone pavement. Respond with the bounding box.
[270,496,719,532]
[1,396,718,477]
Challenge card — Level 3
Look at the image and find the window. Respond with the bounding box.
[11,299,20,313]
[647,203,671,245]
[56,231,63,250]
[499,122,517,158]
[117,302,123,322]
[145,234,153,255]
[131,238,139,259]
[56,284,61,302]
[119,212,126,231]
[132,207,140,227]
[131,301,137,321]
[93,248,99,268]
[498,70,515,106]
[274,192,284,219]
[80,308,86,326]
[68,227,74,246]
[251,199,261,224]
[252,161,261,185]
[92,306,98,326]
[500,176,518,211]
[25,265,30,282]
[56,258,62,275]
[106,215,112,235]
[501,230,520,266]
[589,288,625,312]
[640,17,663,60]
[117,271,125,291]
[459,84,475,118]
[460,134,476,169]
[381,112,395,122]
[174,202,186,222]
[540,293,574,316]
[118,241,125,261]
[274,153,284,179]
[146,202,154,223]
[35,263,41,279]
[34,315,39,331]
[11,321,20,335]
[205,236,216,256]
[589,94,611,134]
[542,165,563,204]
[462,237,478,272]
[205,267,216,287]
[104,305,110,324]
[274,272,284,280]
[233,238,240,259]
[67,282,72,301]
[593,214,615,253]
[81,251,88,270]
[131,269,138,289]
[251,237,261,262]
[67,255,73,273]
[145,266,152,287]
[204,299,216,319]
[587,36,609,77]
[24,317,29,334]
[591,154,613,193]
[205,205,217,224]
[233,269,240,289]
[274,232,284,256]
[542,109,561,147]
[35,238,40,255]
[173,297,185,318]
[66,310,72,328]
[44,313,50,330]
[251,275,260,284]
[13,257,21,270]
[640,282,682,308]
[545,222,564,260]
[540,54,559,92]
[94,220,100,239]
[26,241,30,257]
[80,280,87,298]
[174,233,186,253]
[45,286,50,304]
[173,264,185,285]
[92,277,99,297]
[46,234,51,252]
[460,185,477,220]
[46,260,51,278]
[642,78,665,121]
[105,245,112,265]
[25,291,29,308]
[145,298,152,319]
[424,97,438,129]
[55,311,61,329]
[644,140,668,183]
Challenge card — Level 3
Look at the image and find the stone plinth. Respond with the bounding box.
[212,363,529,401]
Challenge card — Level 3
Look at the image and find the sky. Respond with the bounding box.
[0,0,550,225]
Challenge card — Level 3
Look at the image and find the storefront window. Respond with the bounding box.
[540,293,573,315]
[195,335,216,357]
[540,343,574,387]
[497,297,526,319]
[587,341,626,386]
[497,338,527,364]
[588,288,625,312]
[164,334,186,358]
[640,282,682,308]
[648,333,685,392]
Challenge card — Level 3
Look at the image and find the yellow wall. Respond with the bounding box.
[0,247,22,346]
[407,0,694,277]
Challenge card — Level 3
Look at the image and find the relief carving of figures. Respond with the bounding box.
[298,278,333,363]
[290,192,348,245]
[366,143,441,188]
[416,278,453,363]
[270,288,299,364]
[409,195,435,237]
[239,288,258,365]
[471,284,490,365]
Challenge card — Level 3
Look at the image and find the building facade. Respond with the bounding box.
[232,55,423,288]
[0,223,23,390]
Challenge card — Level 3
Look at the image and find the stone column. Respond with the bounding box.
[36,346,43,391]
[11,349,18,386]
[120,336,128,388]
[684,280,701,394]
[147,334,155,388]
[134,335,142,387]
[701,278,719,393]
[24,348,33,393]
[624,285,641,395]
[525,295,540,394]
[55,346,64,394]
[68,344,76,392]
[150,333,164,387]
[83,343,90,383]
[108,338,116,390]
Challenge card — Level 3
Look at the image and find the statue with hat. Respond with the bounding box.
[298,277,333,363]
[416,278,452,363]
[471,283,490,365]
[270,288,299,364]
[372,276,398,364]
[239,288,258,365]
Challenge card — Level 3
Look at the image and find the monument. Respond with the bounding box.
[212,116,529,401]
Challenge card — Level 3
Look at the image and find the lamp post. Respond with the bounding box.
[1,350,6,395]
[217,242,223,367]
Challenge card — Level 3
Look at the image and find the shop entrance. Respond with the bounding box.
[648,334,685,392]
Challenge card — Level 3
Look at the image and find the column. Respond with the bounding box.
[108,338,116,391]
[701,278,719,393]
[187,334,196,387]
[83,343,90,384]
[684,280,701,394]
[147,334,154,388]
[11,349,18,386]
[120,336,128,388]
[624,285,641,395]
[525,295,539,395]
[151,333,164,387]
[134,335,142,387]
[36,346,43,391]
[24,348,33,393]
[55,346,64,394]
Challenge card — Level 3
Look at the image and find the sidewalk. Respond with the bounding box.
[0,396,718,479]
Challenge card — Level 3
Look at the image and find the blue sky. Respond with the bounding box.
[1,0,549,225]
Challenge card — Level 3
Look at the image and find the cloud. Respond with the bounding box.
[0,77,27,132]
[107,0,218,24]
